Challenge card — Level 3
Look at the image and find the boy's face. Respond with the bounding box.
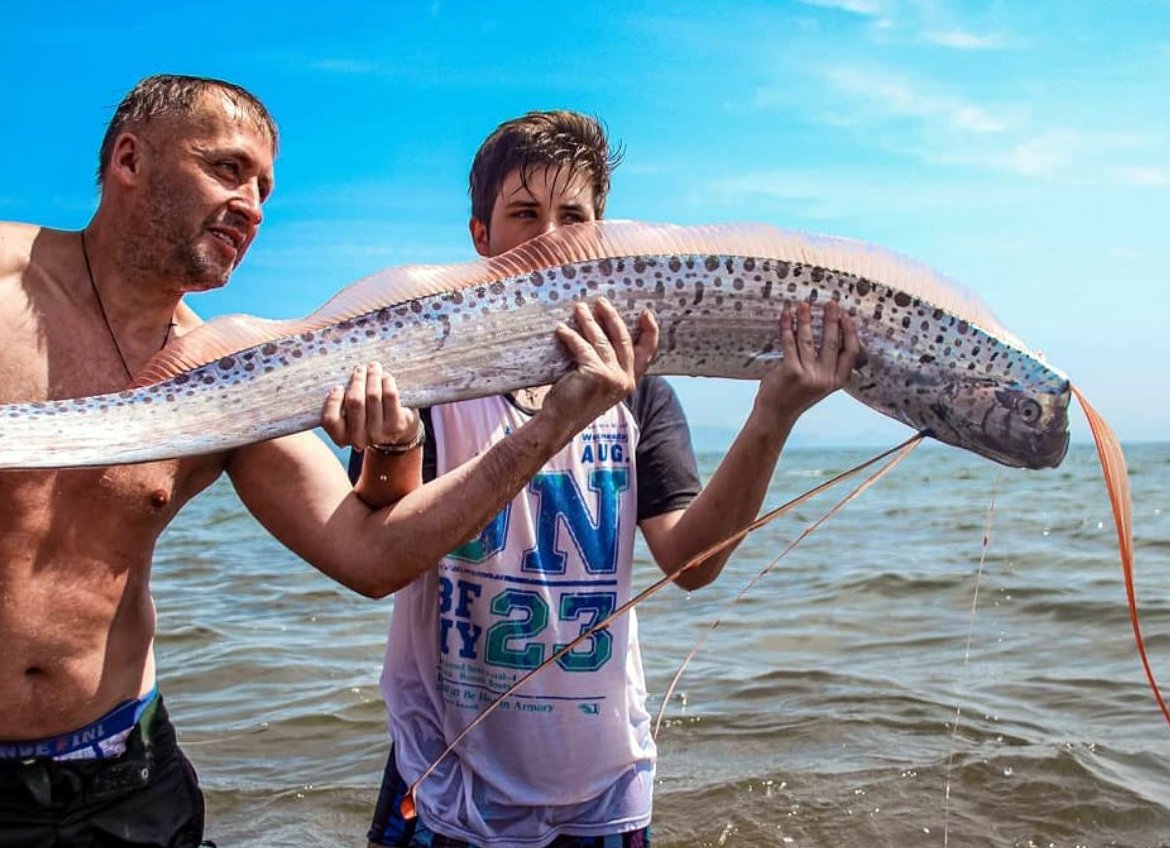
[471,165,597,258]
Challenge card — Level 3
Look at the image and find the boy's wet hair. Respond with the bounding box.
[469,111,623,226]
[97,74,278,185]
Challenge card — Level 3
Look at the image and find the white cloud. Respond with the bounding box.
[1117,166,1170,186]
[796,0,885,16]
[923,29,1011,50]
[825,67,1009,134]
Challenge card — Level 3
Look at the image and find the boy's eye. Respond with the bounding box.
[217,160,241,179]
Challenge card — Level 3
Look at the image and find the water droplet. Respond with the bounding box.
[1003,766,1014,776]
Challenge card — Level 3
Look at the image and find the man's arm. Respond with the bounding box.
[227,299,658,598]
[641,300,859,592]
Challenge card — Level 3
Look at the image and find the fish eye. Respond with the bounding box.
[1017,398,1042,423]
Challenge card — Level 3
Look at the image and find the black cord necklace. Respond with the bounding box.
[80,230,175,380]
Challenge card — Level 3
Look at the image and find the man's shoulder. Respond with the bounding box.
[0,221,45,278]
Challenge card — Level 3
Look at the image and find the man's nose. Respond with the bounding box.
[231,181,264,227]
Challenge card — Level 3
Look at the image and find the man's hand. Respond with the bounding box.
[756,300,860,424]
[541,298,659,428]
[321,362,421,451]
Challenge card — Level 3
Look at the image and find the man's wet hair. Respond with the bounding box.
[97,74,279,185]
[469,110,623,226]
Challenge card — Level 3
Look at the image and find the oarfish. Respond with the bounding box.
[0,221,1070,470]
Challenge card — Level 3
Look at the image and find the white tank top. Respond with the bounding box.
[381,395,655,845]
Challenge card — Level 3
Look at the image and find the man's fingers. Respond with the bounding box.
[321,385,348,443]
[795,301,815,359]
[819,301,841,365]
[835,313,861,385]
[575,301,614,357]
[778,304,797,365]
[363,363,386,445]
[633,310,659,379]
[556,322,595,367]
[593,298,634,372]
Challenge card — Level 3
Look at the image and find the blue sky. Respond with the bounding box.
[4,1,1168,447]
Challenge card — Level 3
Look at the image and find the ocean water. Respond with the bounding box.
[151,440,1170,848]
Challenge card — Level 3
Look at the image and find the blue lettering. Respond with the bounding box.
[485,590,549,669]
[522,469,629,575]
[454,620,482,659]
[448,504,512,563]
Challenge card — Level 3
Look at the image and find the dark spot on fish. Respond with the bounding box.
[655,280,666,297]
[634,258,647,274]
[292,349,303,358]
[744,258,756,272]
[704,256,719,272]
[811,267,824,282]
[933,308,944,320]
[549,291,559,301]
[762,280,773,299]
[599,259,613,275]
[856,279,871,296]
[300,333,314,342]
[902,316,912,329]
[581,264,593,275]
[920,354,936,364]
[693,282,705,305]
[894,292,912,308]
[972,347,981,356]
[202,376,216,385]
[787,282,797,293]
[515,290,527,306]
[957,320,969,334]
[777,262,791,279]
[872,304,883,320]
[562,265,578,280]
[733,277,744,291]
[809,289,819,302]
[669,257,681,273]
[685,257,695,270]
[174,374,190,385]
[166,394,175,401]
[935,335,944,344]
[921,321,930,331]
[859,382,877,391]
[365,328,376,337]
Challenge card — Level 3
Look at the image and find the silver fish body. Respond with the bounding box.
[0,222,1070,470]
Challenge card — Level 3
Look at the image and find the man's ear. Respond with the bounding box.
[107,132,147,188]
[469,217,491,257]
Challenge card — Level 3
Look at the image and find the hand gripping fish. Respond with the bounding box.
[0,221,1070,470]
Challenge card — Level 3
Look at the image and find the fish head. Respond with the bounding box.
[849,355,1071,470]
[926,377,1071,469]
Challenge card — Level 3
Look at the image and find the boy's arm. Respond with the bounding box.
[641,301,859,591]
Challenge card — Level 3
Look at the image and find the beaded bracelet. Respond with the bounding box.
[366,419,426,455]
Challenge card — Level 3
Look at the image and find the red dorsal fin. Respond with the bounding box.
[132,221,1025,386]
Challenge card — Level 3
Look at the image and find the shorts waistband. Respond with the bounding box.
[0,686,160,761]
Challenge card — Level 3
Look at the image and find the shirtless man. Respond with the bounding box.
[0,76,654,847]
